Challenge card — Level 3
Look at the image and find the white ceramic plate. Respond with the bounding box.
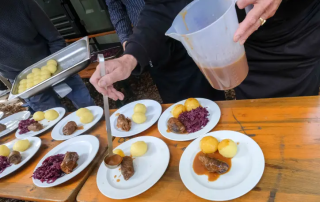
[16,107,66,139]
[158,98,221,141]
[179,131,265,201]
[0,111,31,138]
[97,136,170,199]
[110,100,162,138]
[0,137,41,178]
[32,135,99,187]
[51,106,103,140]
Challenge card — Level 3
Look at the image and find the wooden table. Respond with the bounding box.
[0,119,110,202]
[77,96,320,202]
[78,62,98,79]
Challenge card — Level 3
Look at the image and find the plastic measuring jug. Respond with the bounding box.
[165,0,248,90]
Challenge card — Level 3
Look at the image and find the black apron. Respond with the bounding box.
[235,0,320,99]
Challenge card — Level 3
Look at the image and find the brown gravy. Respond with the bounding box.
[115,113,120,117]
[104,154,123,166]
[180,10,189,31]
[77,125,84,130]
[117,179,120,182]
[193,151,231,181]
[198,54,248,90]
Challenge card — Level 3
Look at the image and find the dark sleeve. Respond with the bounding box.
[25,0,66,53]
[105,0,133,44]
[124,0,189,74]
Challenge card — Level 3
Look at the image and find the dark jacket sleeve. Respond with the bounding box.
[124,0,190,74]
[25,0,66,54]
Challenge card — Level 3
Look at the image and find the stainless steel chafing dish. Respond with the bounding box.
[8,37,90,100]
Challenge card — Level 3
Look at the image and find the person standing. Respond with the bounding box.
[0,0,95,111]
[105,0,145,49]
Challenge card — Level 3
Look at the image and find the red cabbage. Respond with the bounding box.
[18,119,36,134]
[0,156,11,174]
[32,154,65,183]
[178,107,209,133]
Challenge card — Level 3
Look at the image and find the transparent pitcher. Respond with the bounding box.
[166,0,248,90]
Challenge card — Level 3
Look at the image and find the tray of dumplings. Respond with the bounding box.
[8,37,90,100]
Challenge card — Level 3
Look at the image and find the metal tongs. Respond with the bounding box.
[98,54,122,169]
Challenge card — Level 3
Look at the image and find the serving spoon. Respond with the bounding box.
[98,54,123,169]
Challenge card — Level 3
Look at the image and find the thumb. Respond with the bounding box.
[98,68,124,88]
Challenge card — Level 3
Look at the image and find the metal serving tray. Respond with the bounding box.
[9,37,90,100]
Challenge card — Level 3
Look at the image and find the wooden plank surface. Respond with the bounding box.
[77,96,320,202]
[0,117,110,202]
[78,62,98,79]
[65,31,116,43]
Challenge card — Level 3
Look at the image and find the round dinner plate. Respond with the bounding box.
[51,106,103,140]
[0,111,31,138]
[97,136,170,199]
[32,135,99,187]
[16,107,66,139]
[0,137,41,178]
[109,100,162,138]
[158,98,221,141]
[179,131,265,201]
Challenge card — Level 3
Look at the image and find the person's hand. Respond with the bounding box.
[234,0,282,45]
[90,54,137,100]
[122,41,127,51]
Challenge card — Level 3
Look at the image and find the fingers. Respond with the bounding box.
[105,86,124,101]
[98,67,126,88]
[234,3,266,42]
[111,87,125,100]
[237,0,256,9]
[90,65,108,96]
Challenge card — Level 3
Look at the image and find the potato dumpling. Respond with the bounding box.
[18,88,26,94]
[19,84,26,89]
[132,112,147,124]
[79,112,94,124]
[41,74,51,81]
[44,109,59,121]
[32,68,41,74]
[33,75,41,81]
[171,104,186,118]
[33,111,45,121]
[41,66,48,71]
[184,98,200,111]
[41,69,51,75]
[33,79,41,85]
[13,139,30,152]
[47,59,57,66]
[26,83,34,89]
[200,136,219,154]
[130,141,148,157]
[46,64,57,74]
[76,108,90,117]
[218,139,238,158]
[0,145,10,157]
[134,103,147,114]
[26,73,34,79]
[113,149,125,157]
[20,79,27,85]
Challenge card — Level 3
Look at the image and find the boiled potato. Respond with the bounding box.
[20,79,27,85]
[47,59,57,66]
[33,111,45,121]
[41,69,51,75]
[26,73,34,79]
[134,103,147,114]
[200,136,219,154]
[33,79,41,85]
[19,84,26,90]
[130,141,148,157]
[46,64,57,74]
[76,108,90,117]
[33,75,41,81]
[132,112,146,124]
[18,88,26,94]
[44,109,59,121]
[113,149,125,157]
[0,145,10,157]
[32,68,41,74]
[171,104,186,118]
[218,139,238,158]
[79,112,94,124]
[184,98,200,111]
[41,74,51,81]
[13,139,30,152]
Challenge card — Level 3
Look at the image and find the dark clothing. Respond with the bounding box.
[124,0,225,103]
[105,0,145,44]
[0,0,66,80]
[235,0,320,99]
